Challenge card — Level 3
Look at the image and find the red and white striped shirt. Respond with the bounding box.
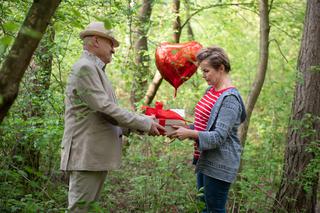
[193,87,234,162]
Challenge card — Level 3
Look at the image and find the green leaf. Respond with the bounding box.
[196,192,204,197]
[21,26,42,39]
[3,22,20,32]
[92,16,113,29]
[0,37,12,56]
[103,19,112,30]
[71,8,81,18]
[0,36,13,45]
[70,20,84,29]
[198,186,204,193]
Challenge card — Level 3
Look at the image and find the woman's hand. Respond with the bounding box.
[167,125,199,140]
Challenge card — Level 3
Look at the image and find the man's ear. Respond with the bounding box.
[92,36,100,48]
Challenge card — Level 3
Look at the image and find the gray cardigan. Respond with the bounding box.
[192,87,246,183]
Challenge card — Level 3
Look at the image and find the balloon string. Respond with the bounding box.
[174,89,177,98]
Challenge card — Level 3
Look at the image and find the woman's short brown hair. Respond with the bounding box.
[196,46,231,72]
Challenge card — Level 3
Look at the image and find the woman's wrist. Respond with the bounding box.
[189,129,199,139]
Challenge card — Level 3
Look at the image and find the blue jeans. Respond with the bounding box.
[197,172,231,213]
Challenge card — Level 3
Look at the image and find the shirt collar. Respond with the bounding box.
[82,50,106,70]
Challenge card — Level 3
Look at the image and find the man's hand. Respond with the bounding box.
[148,121,165,136]
[167,125,198,140]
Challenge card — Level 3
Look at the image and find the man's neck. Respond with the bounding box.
[83,50,106,70]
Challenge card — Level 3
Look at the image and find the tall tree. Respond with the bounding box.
[273,0,320,212]
[144,0,181,105]
[130,0,153,110]
[0,0,61,124]
[232,1,270,211]
[238,0,270,146]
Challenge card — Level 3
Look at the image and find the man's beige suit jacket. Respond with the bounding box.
[61,52,151,171]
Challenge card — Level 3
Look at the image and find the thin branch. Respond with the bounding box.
[180,2,255,30]
[51,72,64,92]
[268,0,274,13]
[236,10,252,25]
[127,0,134,50]
[237,4,259,15]
[269,39,288,63]
[45,96,64,119]
[270,22,299,40]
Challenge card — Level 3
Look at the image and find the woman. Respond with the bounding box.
[168,46,246,213]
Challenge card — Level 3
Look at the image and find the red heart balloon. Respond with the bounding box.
[155,41,203,96]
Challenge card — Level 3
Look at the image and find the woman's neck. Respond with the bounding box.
[215,75,233,91]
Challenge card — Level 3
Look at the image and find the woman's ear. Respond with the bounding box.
[219,64,225,72]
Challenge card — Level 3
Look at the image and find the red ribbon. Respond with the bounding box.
[142,102,185,135]
[142,102,185,121]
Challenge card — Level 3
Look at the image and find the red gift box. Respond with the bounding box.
[143,102,186,135]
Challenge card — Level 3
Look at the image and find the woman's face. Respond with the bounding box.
[199,59,223,86]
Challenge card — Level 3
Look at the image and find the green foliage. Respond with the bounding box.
[101,135,203,212]
[304,139,320,193]
[0,0,310,212]
[0,1,31,60]
[291,114,320,193]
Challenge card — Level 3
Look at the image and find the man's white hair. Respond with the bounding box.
[83,36,94,48]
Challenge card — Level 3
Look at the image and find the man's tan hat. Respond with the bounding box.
[80,21,119,47]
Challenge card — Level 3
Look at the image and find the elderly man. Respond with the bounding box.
[61,22,164,212]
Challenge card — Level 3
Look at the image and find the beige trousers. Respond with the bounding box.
[68,171,108,213]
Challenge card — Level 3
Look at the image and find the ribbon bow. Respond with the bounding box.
[142,102,185,134]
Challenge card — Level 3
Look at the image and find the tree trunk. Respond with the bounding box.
[0,0,61,124]
[184,0,194,41]
[144,71,163,105]
[144,0,181,105]
[232,1,270,211]
[172,0,181,43]
[273,1,320,212]
[130,0,153,110]
[238,0,270,147]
